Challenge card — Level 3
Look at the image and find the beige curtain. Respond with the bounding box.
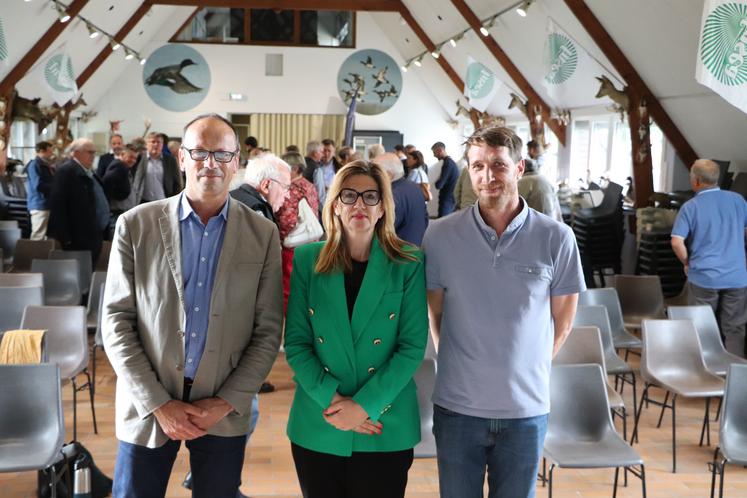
[249,113,345,156]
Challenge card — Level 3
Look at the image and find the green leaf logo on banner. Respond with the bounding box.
[701,3,747,85]
[44,54,76,92]
[544,32,578,85]
[466,61,495,100]
[0,18,8,64]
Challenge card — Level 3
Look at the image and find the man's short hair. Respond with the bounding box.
[145,131,162,142]
[321,138,336,148]
[66,138,94,155]
[465,126,523,164]
[338,146,353,162]
[109,133,123,142]
[182,113,240,151]
[306,140,322,155]
[244,153,291,187]
[431,141,446,150]
[394,144,405,153]
[285,144,299,153]
[527,140,539,149]
[690,159,720,185]
[118,144,138,155]
[35,141,52,152]
[367,143,385,158]
[373,152,404,182]
[245,136,258,148]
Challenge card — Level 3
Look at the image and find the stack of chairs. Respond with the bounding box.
[635,207,685,297]
[0,182,31,238]
[571,182,624,287]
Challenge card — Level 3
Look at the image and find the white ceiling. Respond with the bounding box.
[2,0,746,162]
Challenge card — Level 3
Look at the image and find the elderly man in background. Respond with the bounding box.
[303,140,324,183]
[376,152,429,246]
[134,131,182,203]
[48,138,110,264]
[672,159,747,357]
[25,140,56,240]
[517,155,562,221]
[103,113,282,498]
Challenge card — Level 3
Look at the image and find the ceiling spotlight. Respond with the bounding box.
[139,57,147,66]
[54,2,70,23]
[413,55,423,67]
[479,26,489,36]
[124,49,135,60]
[86,22,99,39]
[400,62,409,73]
[109,38,121,51]
[449,38,457,48]
[516,1,533,17]
[431,49,440,59]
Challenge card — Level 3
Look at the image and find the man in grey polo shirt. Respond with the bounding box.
[422,126,584,498]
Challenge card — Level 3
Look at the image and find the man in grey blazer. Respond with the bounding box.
[103,113,283,498]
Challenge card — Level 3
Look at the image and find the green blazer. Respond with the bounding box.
[285,238,428,456]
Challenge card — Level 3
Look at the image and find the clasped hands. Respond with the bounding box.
[154,397,233,441]
[323,393,383,435]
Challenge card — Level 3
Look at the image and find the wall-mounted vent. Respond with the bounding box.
[266,54,283,76]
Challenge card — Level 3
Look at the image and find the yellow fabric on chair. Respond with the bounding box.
[0,329,46,364]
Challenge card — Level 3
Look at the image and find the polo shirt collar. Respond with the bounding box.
[178,192,229,222]
[696,186,720,195]
[472,196,529,238]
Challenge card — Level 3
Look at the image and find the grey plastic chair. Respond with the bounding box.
[86,271,107,330]
[610,275,665,329]
[413,358,436,457]
[91,282,106,397]
[0,364,64,478]
[0,272,44,288]
[710,364,747,498]
[50,250,92,299]
[543,364,646,498]
[11,238,56,272]
[554,326,628,440]
[631,319,724,473]
[579,288,642,351]
[668,306,747,377]
[0,220,19,229]
[0,285,44,333]
[21,305,96,441]
[574,305,638,425]
[0,227,21,265]
[31,258,81,306]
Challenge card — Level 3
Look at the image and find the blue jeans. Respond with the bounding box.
[113,433,247,498]
[433,404,548,498]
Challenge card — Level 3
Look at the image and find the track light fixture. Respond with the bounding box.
[124,49,135,61]
[86,21,99,39]
[109,37,121,51]
[516,0,533,17]
[53,1,70,23]
[413,55,423,67]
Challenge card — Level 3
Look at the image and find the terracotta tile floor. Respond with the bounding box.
[1,350,745,497]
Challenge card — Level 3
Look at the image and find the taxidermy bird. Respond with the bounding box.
[372,66,389,88]
[145,59,202,94]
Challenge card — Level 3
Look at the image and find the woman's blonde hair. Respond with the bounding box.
[315,160,416,273]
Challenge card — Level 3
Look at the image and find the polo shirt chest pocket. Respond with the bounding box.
[513,264,552,296]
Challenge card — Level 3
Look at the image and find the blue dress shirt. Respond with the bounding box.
[179,193,229,379]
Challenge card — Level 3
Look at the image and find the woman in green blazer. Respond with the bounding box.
[284,160,428,498]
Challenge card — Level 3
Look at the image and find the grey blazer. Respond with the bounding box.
[102,195,283,448]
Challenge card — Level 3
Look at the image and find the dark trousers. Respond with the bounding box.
[291,442,413,498]
[689,282,747,357]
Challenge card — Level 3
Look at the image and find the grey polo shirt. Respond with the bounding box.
[422,201,585,419]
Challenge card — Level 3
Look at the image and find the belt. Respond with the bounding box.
[182,377,194,402]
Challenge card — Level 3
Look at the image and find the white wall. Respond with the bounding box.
[81,12,462,156]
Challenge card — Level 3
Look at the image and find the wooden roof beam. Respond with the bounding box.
[0,0,90,95]
[563,0,697,167]
[396,1,465,93]
[77,1,153,88]
[449,0,566,146]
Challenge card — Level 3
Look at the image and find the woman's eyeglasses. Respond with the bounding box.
[338,188,381,206]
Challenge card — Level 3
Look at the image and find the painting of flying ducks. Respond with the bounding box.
[142,44,210,112]
[337,49,402,115]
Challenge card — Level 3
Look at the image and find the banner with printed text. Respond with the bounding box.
[542,20,595,103]
[0,17,8,68]
[464,56,500,112]
[696,0,747,114]
[33,45,79,106]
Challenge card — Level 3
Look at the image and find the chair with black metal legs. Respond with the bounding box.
[0,364,66,498]
[21,305,96,441]
[631,319,724,473]
[86,271,107,331]
[710,364,747,498]
[579,288,642,354]
[573,305,638,427]
[544,364,646,498]
[610,275,665,330]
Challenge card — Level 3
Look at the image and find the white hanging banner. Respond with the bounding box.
[0,17,9,68]
[34,44,79,106]
[464,56,500,112]
[542,20,595,103]
[696,0,747,115]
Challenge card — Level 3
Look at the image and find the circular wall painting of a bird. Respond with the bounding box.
[142,44,210,112]
[337,49,402,115]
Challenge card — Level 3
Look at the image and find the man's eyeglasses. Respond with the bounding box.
[181,146,238,163]
[270,179,291,191]
[338,188,381,206]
